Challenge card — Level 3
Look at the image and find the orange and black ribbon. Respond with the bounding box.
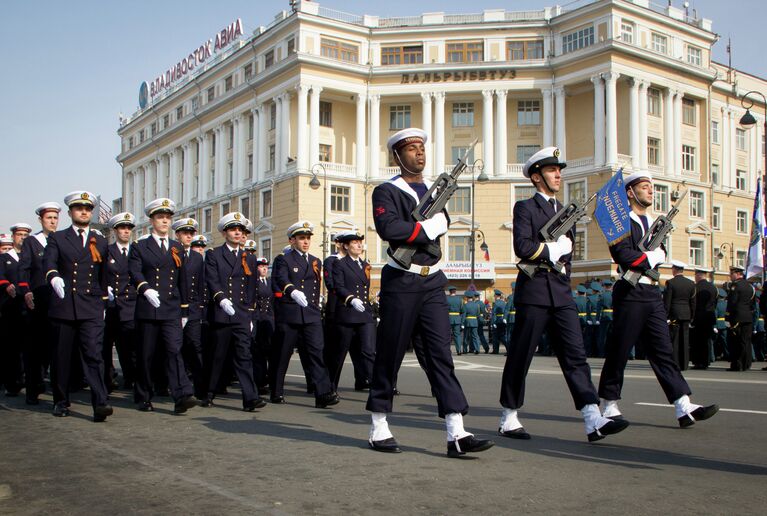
[364,263,371,281]
[89,237,102,263]
[170,247,182,267]
[242,254,252,276]
[312,259,320,282]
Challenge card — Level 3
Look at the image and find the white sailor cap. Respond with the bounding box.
[694,266,712,273]
[64,191,96,208]
[386,128,428,152]
[730,264,745,273]
[243,218,254,234]
[108,212,136,229]
[35,202,62,216]
[336,230,364,243]
[671,260,687,269]
[190,234,208,247]
[256,256,269,266]
[0,234,12,245]
[217,212,247,232]
[243,239,257,251]
[9,222,32,233]
[287,220,314,238]
[522,147,566,178]
[172,218,198,232]
[145,198,176,217]
[624,171,652,189]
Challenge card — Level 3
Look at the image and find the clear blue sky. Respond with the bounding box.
[1,0,764,232]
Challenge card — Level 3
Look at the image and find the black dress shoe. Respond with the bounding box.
[94,404,113,420]
[138,402,154,412]
[392,389,400,396]
[174,395,197,414]
[26,396,40,406]
[306,385,316,395]
[315,392,340,409]
[457,352,462,356]
[122,380,134,390]
[5,390,20,397]
[369,437,401,453]
[257,386,270,396]
[243,398,267,411]
[270,396,286,404]
[52,402,70,417]
[474,351,479,355]
[354,381,371,392]
[498,427,531,440]
[447,435,495,458]
[200,398,214,408]
[588,418,630,442]
[678,404,719,428]
[726,367,742,372]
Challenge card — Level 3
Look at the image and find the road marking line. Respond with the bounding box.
[636,402,767,415]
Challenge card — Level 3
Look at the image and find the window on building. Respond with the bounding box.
[712,205,721,230]
[736,128,747,151]
[562,25,594,54]
[447,187,471,214]
[129,136,134,149]
[207,86,215,103]
[139,129,145,143]
[221,201,230,216]
[203,208,212,232]
[210,167,215,190]
[261,190,272,218]
[264,50,275,69]
[448,235,470,261]
[451,146,475,165]
[389,105,411,130]
[191,95,199,112]
[321,38,359,63]
[515,185,536,203]
[268,145,275,171]
[446,41,483,63]
[248,115,254,140]
[689,191,704,218]
[319,144,332,162]
[224,75,233,92]
[151,122,157,136]
[572,229,586,261]
[287,38,296,55]
[163,114,170,129]
[736,169,747,191]
[319,101,332,127]
[244,63,253,81]
[654,184,669,213]
[711,163,720,186]
[687,45,702,66]
[647,87,661,116]
[566,180,586,204]
[381,45,424,65]
[620,21,634,44]
[452,103,475,127]
[506,40,544,60]
[269,103,276,130]
[712,120,719,144]
[682,100,702,128]
[517,100,541,126]
[648,137,661,166]
[651,33,667,54]
[689,240,704,266]
[228,161,233,185]
[211,133,216,156]
[330,185,351,213]
[240,197,250,218]
[736,250,747,268]
[176,106,183,121]
[682,145,696,172]
[228,124,234,149]
[736,210,748,234]
[516,145,540,163]
[246,154,253,179]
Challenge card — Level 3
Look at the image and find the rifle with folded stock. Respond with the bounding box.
[391,139,478,269]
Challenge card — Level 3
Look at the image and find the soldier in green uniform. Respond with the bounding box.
[446,286,464,355]
[752,288,764,362]
[586,281,603,357]
[462,290,481,354]
[596,279,614,358]
[574,285,590,344]
[475,292,490,353]
[491,289,506,354]
[503,283,516,354]
[714,288,728,362]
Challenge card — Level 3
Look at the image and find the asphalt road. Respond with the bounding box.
[1,354,766,515]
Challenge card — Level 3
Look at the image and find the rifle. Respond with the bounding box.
[517,192,597,279]
[622,189,688,287]
[391,139,478,269]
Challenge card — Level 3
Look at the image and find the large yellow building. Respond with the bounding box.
[116,0,766,295]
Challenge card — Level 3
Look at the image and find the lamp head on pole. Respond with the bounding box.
[309,174,321,189]
[739,109,757,130]
[473,159,489,182]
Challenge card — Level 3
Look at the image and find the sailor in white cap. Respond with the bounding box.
[42,190,112,421]
[102,212,138,392]
[367,127,493,457]
[129,198,197,414]
[597,171,718,428]
[0,226,26,396]
[0,234,12,253]
[726,264,755,371]
[663,260,696,371]
[270,220,339,408]
[190,234,207,255]
[252,255,274,395]
[202,212,265,410]
[691,267,717,369]
[243,239,257,253]
[320,232,348,395]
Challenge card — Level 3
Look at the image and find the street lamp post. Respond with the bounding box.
[308,163,327,260]
[717,242,735,270]
[470,159,489,288]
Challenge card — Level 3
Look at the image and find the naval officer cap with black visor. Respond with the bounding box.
[217,212,247,233]
[522,147,567,179]
[64,191,97,208]
[144,198,176,217]
[287,220,314,238]
[108,212,136,229]
[171,218,198,233]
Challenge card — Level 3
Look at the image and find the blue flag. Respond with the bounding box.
[746,179,764,280]
[595,169,631,245]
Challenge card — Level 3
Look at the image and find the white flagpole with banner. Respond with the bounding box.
[745,178,764,280]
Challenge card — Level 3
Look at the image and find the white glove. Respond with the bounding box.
[595,321,601,325]
[107,286,115,302]
[713,328,718,334]
[587,320,593,325]
[250,322,254,333]
[220,298,235,316]
[51,277,65,299]
[556,234,572,256]
[350,298,365,312]
[420,212,448,240]
[182,317,188,328]
[502,319,507,324]
[461,325,465,329]
[724,321,731,328]
[291,289,308,307]
[144,289,161,308]
[645,248,666,268]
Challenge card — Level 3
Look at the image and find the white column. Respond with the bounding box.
[157,155,168,199]
[309,86,323,166]
[258,103,269,180]
[495,89,507,175]
[199,135,210,197]
[280,92,291,172]
[664,88,675,175]
[434,91,446,174]
[231,116,242,189]
[144,164,153,216]
[638,81,649,169]
[554,86,567,160]
[628,79,640,169]
[542,88,554,148]
[591,75,605,167]
[369,94,381,178]
[295,84,310,174]
[420,93,433,176]
[215,125,225,194]
[604,72,619,166]
[729,109,737,186]
[674,91,683,176]
[481,90,494,176]
[250,108,259,184]
[273,97,283,175]
[182,144,193,206]
[355,92,367,178]
[133,170,141,216]
[169,150,180,203]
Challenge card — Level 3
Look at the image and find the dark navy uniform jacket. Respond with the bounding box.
[693,280,717,326]
[106,243,137,322]
[372,176,449,293]
[254,276,274,323]
[206,245,257,326]
[0,250,22,312]
[609,212,663,304]
[513,194,574,307]
[726,278,755,324]
[129,235,188,320]
[271,250,322,324]
[43,227,109,321]
[663,275,696,322]
[182,249,206,321]
[323,255,339,319]
[18,233,48,295]
[332,255,374,325]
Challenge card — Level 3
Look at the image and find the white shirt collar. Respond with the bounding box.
[151,233,169,248]
[536,191,557,204]
[72,225,90,236]
[629,210,655,237]
[6,249,19,261]
[226,243,239,253]
[389,175,434,204]
[117,243,130,253]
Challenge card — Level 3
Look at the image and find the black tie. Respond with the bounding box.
[358,259,363,269]
[160,238,167,254]
[640,215,649,233]
[303,253,309,263]
[548,198,557,212]
[122,247,127,258]
[78,229,85,247]
[233,249,239,258]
